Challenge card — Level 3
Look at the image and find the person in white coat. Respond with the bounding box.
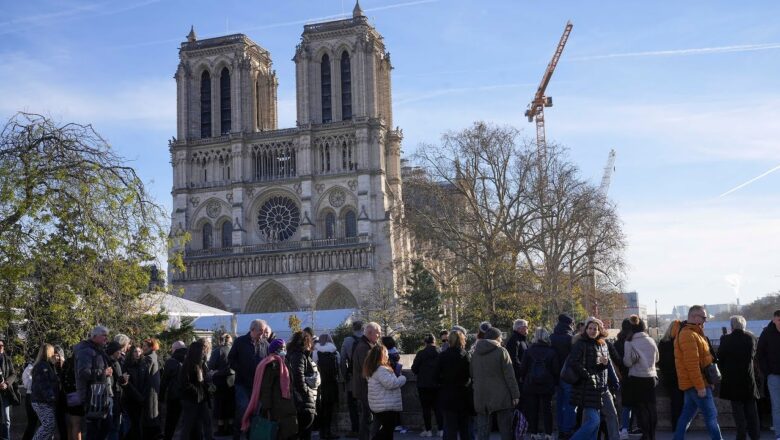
[622,316,659,440]
[365,344,406,440]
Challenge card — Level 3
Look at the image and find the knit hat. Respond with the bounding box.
[557,314,574,326]
[269,338,286,354]
[484,326,502,341]
[585,316,604,330]
[171,340,187,353]
[479,321,492,333]
[106,341,122,356]
[451,325,467,335]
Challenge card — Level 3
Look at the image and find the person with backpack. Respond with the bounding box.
[161,341,187,440]
[412,334,443,437]
[518,328,559,440]
[340,320,364,437]
[73,326,114,440]
[622,316,659,440]
[314,334,340,439]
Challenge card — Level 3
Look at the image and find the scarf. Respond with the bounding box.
[241,354,291,432]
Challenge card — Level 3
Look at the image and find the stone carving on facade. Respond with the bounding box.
[293,182,302,195]
[301,210,313,226]
[226,192,233,203]
[329,188,346,208]
[206,200,222,218]
[234,217,245,232]
[246,187,254,198]
[347,180,357,191]
[315,183,325,193]
[189,196,200,207]
[359,204,369,220]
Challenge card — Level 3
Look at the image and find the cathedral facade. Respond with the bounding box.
[169,4,406,314]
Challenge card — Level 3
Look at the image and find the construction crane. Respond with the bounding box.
[599,149,617,196]
[525,21,573,153]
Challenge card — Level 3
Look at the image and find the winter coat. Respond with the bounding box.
[518,342,559,395]
[367,366,406,413]
[623,332,659,378]
[350,336,375,401]
[287,347,318,414]
[161,348,186,401]
[0,353,18,405]
[411,345,440,389]
[339,331,363,382]
[435,347,472,413]
[613,338,630,380]
[672,321,713,391]
[550,323,574,369]
[142,351,161,426]
[505,331,528,386]
[757,321,780,376]
[31,360,60,404]
[470,339,520,414]
[73,340,111,403]
[314,342,340,404]
[718,329,760,401]
[259,359,298,439]
[208,344,235,388]
[179,363,209,404]
[568,336,610,409]
[657,337,678,390]
[228,333,266,389]
[122,357,148,434]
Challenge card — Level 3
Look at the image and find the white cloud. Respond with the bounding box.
[0,53,175,129]
[622,197,780,313]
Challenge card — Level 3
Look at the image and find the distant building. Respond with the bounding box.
[671,303,737,318]
[612,291,648,324]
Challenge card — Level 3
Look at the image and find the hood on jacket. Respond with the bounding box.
[669,320,682,339]
[315,342,337,353]
[172,347,187,362]
[473,339,501,355]
[553,322,573,336]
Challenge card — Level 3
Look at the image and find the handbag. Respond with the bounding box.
[703,363,721,385]
[560,355,580,385]
[249,413,278,440]
[85,382,110,420]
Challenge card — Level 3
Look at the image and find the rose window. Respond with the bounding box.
[257,196,300,242]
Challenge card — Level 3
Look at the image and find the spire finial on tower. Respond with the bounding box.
[353,0,364,18]
[186,25,197,43]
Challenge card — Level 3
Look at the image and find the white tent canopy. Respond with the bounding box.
[141,293,233,329]
[193,309,356,340]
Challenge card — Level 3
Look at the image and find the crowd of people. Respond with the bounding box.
[4,306,780,440]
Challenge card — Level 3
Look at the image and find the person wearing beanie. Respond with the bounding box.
[550,314,576,439]
[568,317,620,440]
[470,326,519,440]
[161,341,187,440]
[506,318,530,389]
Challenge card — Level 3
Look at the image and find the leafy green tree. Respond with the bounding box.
[0,112,173,357]
[403,261,444,336]
[288,314,302,333]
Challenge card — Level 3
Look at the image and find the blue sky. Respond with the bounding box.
[2,0,779,315]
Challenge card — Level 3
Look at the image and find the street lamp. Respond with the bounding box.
[655,299,659,329]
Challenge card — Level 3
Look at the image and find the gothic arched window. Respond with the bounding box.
[200,71,211,138]
[340,51,351,120]
[202,223,213,249]
[325,213,336,239]
[221,221,232,248]
[321,54,332,123]
[220,67,231,134]
[344,210,357,238]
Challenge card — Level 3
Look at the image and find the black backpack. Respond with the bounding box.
[527,351,552,387]
[317,351,338,381]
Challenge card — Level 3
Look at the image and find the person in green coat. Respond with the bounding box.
[470,326,520,440]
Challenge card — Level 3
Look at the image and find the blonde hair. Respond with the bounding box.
[448,330,466,350]
[362,344,390,379]
[35,343,54,365]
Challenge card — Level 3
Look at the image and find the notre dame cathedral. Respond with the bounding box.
[169,3,408,314]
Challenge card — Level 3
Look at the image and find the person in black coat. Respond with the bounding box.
[161,341,187,440]
[550,314,575,439]
[209,333,235,437]
[434,330,472,440]
[657,322,683,431]
[122,346,148,440]
[505,319,529,389]
[287,331,319,440]
[178,340,212,440]
[412,334,443,436]
[30,344,60,440]
[718,316,760,440]
[568,317,619,440]
[518,328,559,439]
[313,334,340,440]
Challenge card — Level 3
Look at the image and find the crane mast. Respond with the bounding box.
[525,21,573,153]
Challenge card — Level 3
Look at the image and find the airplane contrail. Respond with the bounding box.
[719,164,780,198]
[572,42,780,61]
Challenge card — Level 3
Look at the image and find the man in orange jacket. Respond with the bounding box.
[672,305,723,440]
